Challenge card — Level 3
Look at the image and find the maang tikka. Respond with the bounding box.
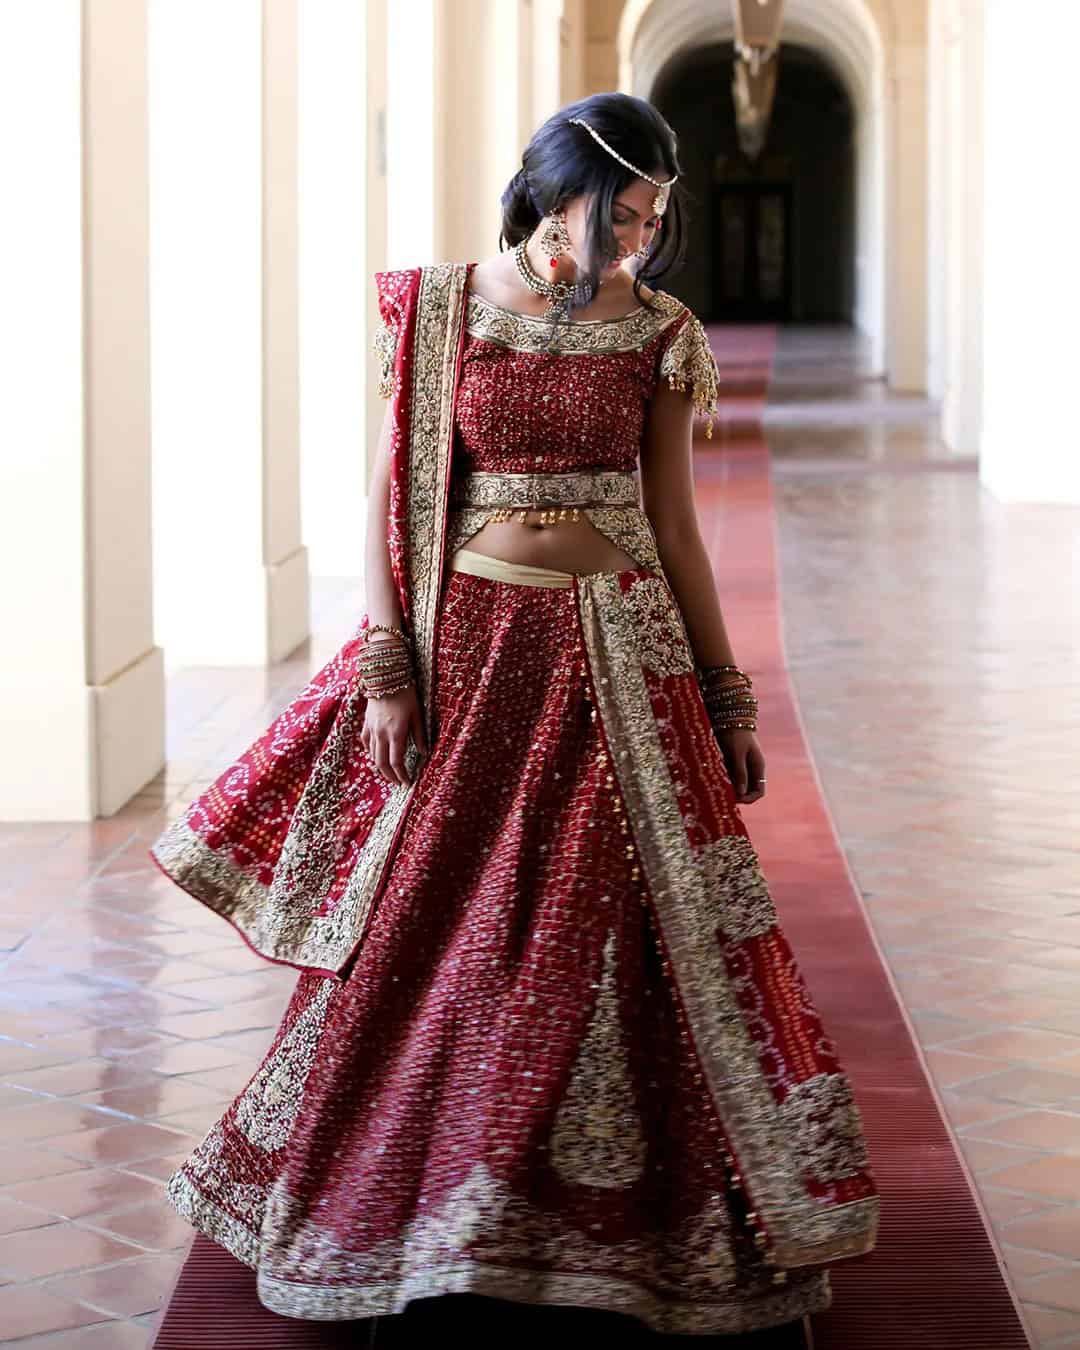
[567,116,678,219]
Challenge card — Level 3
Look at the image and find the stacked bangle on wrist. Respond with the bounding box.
[358,623,415,699]
[697,663,759,735]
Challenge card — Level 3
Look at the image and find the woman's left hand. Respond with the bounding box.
[715,729,767,804]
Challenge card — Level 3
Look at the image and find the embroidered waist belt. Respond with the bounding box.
[450,469,639,510]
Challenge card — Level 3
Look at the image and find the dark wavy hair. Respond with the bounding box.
[499,92,687,336]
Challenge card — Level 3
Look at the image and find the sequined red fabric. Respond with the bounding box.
[454,321,676,474]
[165,567,833,1334]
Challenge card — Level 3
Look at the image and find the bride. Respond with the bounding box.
[151,90,878,1338]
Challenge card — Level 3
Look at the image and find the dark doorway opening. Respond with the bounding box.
[652,42,854,326]
[712,183,793,320]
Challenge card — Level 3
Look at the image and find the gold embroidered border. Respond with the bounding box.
[777,1073,873,1186]
[165,1099,829,1334]
[151,789,411,972]
[167,1159,262,1267]
[621,575,697,678]
[450,469,639,509]
[692,835,780,945]
[575,572,879,1267]
[234,979,338,1153]
[465,290,685,355]
[408,263,469,729]
[256,1159,831,1334]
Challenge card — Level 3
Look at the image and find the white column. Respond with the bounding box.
[926,0,949,403]
[531,0,566,127]
[150,0,309,667]
[980,0,1080,503]
[387,0,440,266]
[365,3,390,488]
[560,0,588,105]
[384,0,573,278]
[884,44,929,393]
[299,0,374,568]
[928,0,984,458]
[0,1,164,821]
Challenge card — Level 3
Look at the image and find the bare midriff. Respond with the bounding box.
[461,511,640,574]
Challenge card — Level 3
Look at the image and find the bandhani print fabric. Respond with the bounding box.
[152,261,878,1336]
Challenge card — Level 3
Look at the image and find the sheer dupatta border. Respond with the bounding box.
[147,264,472,976]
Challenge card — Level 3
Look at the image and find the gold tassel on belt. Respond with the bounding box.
[488,506,582,524]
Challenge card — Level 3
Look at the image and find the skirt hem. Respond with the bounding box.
[165,1168,831,1338]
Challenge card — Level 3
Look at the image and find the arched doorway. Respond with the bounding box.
[652,43,855,325]
[617,0,896,381]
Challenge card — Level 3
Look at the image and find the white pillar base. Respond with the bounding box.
[2,646,165,822]
[93,645,167,818]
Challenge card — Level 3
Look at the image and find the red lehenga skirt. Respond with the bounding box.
[161,547,876,1336]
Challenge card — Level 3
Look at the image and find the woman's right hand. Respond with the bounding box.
[360,678,429,785]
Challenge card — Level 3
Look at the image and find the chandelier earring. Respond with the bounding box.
[538,209,572,269]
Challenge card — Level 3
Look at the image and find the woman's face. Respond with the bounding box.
[562,176,666,276]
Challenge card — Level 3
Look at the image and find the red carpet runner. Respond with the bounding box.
[694,325,1030,1348]
[152,326,1031,1349]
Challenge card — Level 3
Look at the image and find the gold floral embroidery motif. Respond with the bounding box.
[778,1073,872,1185]
[658,313,721,438]
[693,835,779,944]
[233,978,337,1153]
[622,576,696,678]
[583,506,664,576]
[167,1156,831,1334]
[549,928,647,1188]
[372,320,396,399]
[170,1123,267,1252]
[450,469,640,510]
[410,264,469,724]
[464,290,685,355]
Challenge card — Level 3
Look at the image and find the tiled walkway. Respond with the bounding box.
[0,325,1076,1345]
[768,328,1080,1347]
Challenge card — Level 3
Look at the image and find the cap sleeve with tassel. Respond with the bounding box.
[656,307,721,440]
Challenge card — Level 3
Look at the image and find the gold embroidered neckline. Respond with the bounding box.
[466,288,647,327]
[464,286,685,356]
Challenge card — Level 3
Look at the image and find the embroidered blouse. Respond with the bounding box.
[373,266,721,478]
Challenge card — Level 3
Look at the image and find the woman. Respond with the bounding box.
[151,92,878,1338]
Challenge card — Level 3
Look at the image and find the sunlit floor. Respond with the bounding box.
[1,323,1078,1346]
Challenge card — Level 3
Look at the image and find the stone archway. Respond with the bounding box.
[616,0,900,382]
[651,42,855,326]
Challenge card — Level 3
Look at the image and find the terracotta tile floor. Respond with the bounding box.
[1,324,1076,1344]
[767,326,1080,1347]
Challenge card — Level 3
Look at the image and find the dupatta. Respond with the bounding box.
[149,260,879,1270]
[149,263,469,978]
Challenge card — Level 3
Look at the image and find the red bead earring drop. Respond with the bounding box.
[539,210,572,269]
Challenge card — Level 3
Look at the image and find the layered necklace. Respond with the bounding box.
[513,238,596,318]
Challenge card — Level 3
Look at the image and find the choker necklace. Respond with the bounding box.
[513,238,596,318]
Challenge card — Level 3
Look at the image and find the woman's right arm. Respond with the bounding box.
[359,402,429,786]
